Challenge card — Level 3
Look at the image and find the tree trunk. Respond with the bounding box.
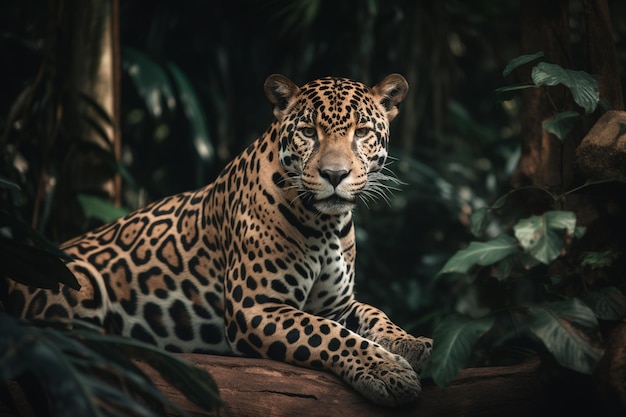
[514,0,572,190]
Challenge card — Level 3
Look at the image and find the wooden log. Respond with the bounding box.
[133,354,594,417]
[2,354,602,417]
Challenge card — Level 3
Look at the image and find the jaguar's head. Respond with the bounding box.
[265,74,408,216]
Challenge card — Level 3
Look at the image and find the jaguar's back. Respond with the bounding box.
[7,74,432,407]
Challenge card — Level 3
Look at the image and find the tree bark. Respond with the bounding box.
[133,355,595,417]
[514,0,572,190]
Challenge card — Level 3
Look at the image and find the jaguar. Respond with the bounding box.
[8,74,432,407]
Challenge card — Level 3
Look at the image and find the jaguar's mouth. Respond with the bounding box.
[313,194,355,215]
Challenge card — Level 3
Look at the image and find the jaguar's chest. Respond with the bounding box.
[294,225,356,317]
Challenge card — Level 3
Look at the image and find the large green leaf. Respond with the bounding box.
[0,208,72,261]
[439,234,519,275]
[513,210,576,264]
[531,62,600,114]
[426,315,495,387]
[584,287,626,321]
[122,48,177,119]
[528,299,603,375]
[0,237,79,290]
[166,62,215,165]
[542,110,580,141]
[502,51,544,77]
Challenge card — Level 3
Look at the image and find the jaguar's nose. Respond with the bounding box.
[320,168,350,187]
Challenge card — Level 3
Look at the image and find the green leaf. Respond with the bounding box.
[581,250,616,269]
[0,237,80,291]
[0,208,71,260]
[513,210,576,264]
[492,255,516,281]
[528,299,604,374]
[77,194,129,223]
[469,207,490,238]
[439,235,519,275]
[74,330,222,411]
[2,317,221,416]
[0,315,103,417]
[531,63,600,114]
[584,287,626,321]
[598,97,613,111]
[494,84,536,102]
[502,51,544,77]
[122,48,177,119]
[426,315,495,387]
[542,110,580,141]
[166,62,215,165]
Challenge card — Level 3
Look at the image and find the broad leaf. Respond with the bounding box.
[513,210,576,264]
[542,111,580,141]
[77,194,130,223]
[166,63,215,165]
[439,235,519,275]
[0,237,79,290]
[502,51,544,77]
[0,209,71,260]
[426,315,495,387]
[122,48,177,119]
[528,299,603,375]
[531,63,600,114]
[584,287,626,321]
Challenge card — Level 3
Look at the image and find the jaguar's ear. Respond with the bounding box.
[371,74,409,122]
[264,74,301,121]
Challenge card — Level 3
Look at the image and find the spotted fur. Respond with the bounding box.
[8,74,432,406]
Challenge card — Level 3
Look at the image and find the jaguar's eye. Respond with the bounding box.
[354,127,370,138]
[301,127,317,138]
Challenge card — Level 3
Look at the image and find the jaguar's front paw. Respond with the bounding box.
[390,336,433,373]
[350,352,421,407]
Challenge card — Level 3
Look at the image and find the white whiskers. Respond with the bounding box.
[359,166,405,208]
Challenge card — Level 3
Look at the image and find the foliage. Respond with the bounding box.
[122,47,216,201]
[0,176,221,416]
[0,178,79,291]
[495,52,602,140]
[1,317,221,417]
[425,55,625,387]
[426,181,623,387]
